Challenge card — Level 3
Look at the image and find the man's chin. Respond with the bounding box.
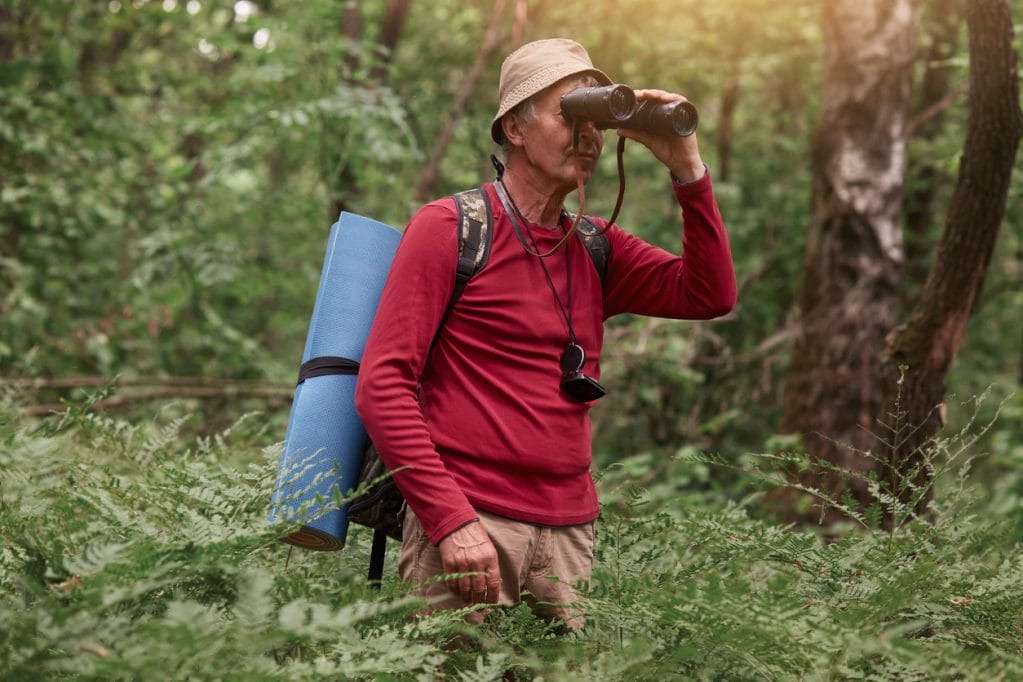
[573,168,595,185]
[565,160,596,177]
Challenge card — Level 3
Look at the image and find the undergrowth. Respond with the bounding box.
[1,390,1021,680]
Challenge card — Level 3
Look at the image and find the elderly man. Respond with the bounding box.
[354,38,736,627]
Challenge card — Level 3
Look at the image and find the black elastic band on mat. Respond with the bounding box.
[297,356,360,385]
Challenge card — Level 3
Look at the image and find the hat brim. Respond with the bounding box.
[490,66,613,144]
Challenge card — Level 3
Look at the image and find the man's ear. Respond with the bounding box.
[501,113,526,147]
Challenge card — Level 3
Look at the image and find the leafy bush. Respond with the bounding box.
[2,393,1021,680]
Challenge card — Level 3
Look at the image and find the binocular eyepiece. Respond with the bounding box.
[560,84,698,137]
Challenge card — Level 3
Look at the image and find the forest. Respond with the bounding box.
[2,0,1022,679]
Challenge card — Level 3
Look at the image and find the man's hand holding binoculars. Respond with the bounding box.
[620,89,706,183]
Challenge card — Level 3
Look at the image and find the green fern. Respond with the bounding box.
[2,394,1021,680]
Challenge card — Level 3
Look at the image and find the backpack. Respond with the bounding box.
[348,185,610,586]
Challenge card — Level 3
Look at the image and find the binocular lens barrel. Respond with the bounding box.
[628,100,699,137]
[560,84,699,137]
[560,84,637,126]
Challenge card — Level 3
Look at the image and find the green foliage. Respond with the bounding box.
[1,2,1021,675]
[1,0,420,381]
[2,396,1022,680]
[0,400,453,680]
[2,0,1018,464]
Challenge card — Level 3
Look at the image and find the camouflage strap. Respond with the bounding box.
[452,187,609,291]
[570,213,610,284]
[451,188,493,302]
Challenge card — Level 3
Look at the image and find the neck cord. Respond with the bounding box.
[495,180,577,344]
[489,120,628,259]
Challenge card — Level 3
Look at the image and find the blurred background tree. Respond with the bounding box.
[1,0,1020,520]
[774,0,1021,525]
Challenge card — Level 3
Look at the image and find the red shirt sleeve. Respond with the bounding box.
[354,200,480,544]
[602,170,737,320]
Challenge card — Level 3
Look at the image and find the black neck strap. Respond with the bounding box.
[493,180,577,345]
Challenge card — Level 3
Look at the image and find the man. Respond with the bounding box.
[354,38,736,627]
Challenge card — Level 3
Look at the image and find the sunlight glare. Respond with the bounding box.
[234,1,255,22]
[198,38,217,57]
[253,28,271,50]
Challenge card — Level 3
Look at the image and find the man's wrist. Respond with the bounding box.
[437,517,481,546]
[671,163,709,185]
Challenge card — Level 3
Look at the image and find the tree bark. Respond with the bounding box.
[776,0,923,523]
[23,387,294,417]
[903,0,963,300]
[717,68,740,183]
[0,3,15,62]
[878,0,1022,524]
[341,0,361,77]
[333,0,414,216]
[369,0,413,82]
[8,376,293,417]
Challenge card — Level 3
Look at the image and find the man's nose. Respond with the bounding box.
[576,119,602,144]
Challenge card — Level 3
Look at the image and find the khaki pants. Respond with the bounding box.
[397,508,594,629]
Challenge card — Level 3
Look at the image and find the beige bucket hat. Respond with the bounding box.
[490,38,613,144]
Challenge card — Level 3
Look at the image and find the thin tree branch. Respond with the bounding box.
[21,386,294,417]
[6,376,295,416]
[4,376,290,390]
[906,84,968,137]
[413,0,513,202]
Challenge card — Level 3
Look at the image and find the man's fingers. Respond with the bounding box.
[458,573,473,600]
[483,553,501,603]
[451,562,501,604]
[470,573,488,603]
[485,570,502,604]
[632,88,684,104]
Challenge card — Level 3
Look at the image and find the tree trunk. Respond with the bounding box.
[717,68,740,183]
[1,3,22,261]
[903,0,963,301]
[334,0,414,217]
[0,3,15,62]
[341,0,361,77]
[0,3,17,261]
[775,0,923,523]
[878,0,1022,524]
[369,0,413,82]
[413,0,518,203]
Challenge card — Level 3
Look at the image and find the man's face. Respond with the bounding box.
[511,77,605,190]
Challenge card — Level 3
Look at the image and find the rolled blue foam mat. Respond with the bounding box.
[268,212,401,550]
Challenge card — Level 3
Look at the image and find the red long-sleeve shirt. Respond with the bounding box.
[354,172,736,544]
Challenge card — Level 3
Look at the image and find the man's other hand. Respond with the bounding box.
[438,520,502,605]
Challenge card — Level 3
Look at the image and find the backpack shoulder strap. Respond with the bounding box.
[571,213,610,284]
[450,187,493,306]
[442,189,610,322]
[423,188,493,362]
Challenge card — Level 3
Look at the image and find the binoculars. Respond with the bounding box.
[560,84,698,137]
